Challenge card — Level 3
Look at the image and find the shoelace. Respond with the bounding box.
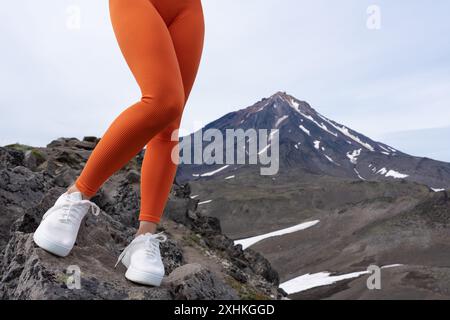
[114,232,168,268]
[43,197,100,223]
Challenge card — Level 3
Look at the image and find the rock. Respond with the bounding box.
[169,203,281,289]
[93,180,141,228]
[0,213,241,300]
[54,150,85,168]
[46,138,80,149]
[243,249,279,285]
[228,265,248,283]
[187,209,199,220]
[83,136,99,143]
[163,197,193,225]
[73,141,97,151]
[0,232,172,300]
[0,137,282,300]
[53,167,78,188]
[0,146,24,170]
[0,166,54,253]
[165,263,238,300]
[192,216,223,238]
[11,187,65,234]
[172,182,192,198]
[189,219,280,286]
[23,149,46,171]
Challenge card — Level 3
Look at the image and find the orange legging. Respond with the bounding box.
[75,0,204,223]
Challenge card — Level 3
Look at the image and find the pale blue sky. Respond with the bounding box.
[1,1,449,161]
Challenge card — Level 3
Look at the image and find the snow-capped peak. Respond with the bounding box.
[178,92,450,189]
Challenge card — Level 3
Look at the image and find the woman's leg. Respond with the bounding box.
[75,0,185,197]
[138,1,205,225]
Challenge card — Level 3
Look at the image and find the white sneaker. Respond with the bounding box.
[33,192,100,257]
[115,232,168,287]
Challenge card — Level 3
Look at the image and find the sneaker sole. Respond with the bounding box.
[33,230,72,257]
[125,266,164,287]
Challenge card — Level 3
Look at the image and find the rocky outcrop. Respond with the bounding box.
[166,263,236,300]
[0,138,284,300]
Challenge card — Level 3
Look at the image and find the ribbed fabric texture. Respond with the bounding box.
[76,0,204,223]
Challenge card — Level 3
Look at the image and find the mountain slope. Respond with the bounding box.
[176,92,450,299]
[177,92,450,189]
[187,166,450,299]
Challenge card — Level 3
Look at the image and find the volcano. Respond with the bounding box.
[177,91,450,190]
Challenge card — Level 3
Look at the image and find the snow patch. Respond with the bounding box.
[324,154,340,166]
[354,168,366,180]
[431,188,445,192]
[258,144,271,155]
[313,140,321,150]
[387,146,398,152]
[347,149,362,164]
[234,220,320,250]
[385,170,409,179]
[257,130,279,155]
[255,105,267,113]
[303,114,338,137]
[279,264,403,294]
[317,114,375,151]
[376,167,409,179]
[290,98,300,109]
[285,97,338,137]
[225,175,235,180]
[379,144,391,153]
[269,129,279,141]
[275,115,289,128]
[299,125,310,136]
[195,165,230,177]
[198,200,212,205]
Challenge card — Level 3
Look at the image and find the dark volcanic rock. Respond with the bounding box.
[0,166,55,254]
[0,138,282,300]
[0,147,24,170]
[165,263,238,300]
[0,232,172,300]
